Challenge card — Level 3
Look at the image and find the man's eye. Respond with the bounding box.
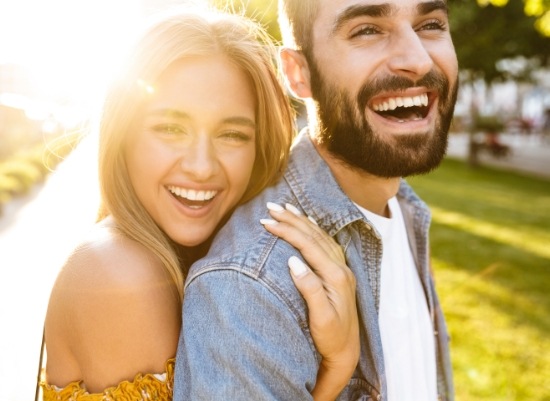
[418,19,446,32]
[350,24,380,38]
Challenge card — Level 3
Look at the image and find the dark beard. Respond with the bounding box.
[308,57,458,178]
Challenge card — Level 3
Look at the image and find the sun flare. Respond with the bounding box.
[0,0,146,110]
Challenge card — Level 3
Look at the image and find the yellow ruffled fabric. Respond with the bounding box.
[40,358,174,401]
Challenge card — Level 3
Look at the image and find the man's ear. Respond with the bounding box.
[279,48,312,99]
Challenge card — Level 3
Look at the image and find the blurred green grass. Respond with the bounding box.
[408,158,550,401]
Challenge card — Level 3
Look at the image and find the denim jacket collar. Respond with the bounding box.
[285,129,430,237]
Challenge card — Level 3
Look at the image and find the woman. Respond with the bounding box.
[39,7,358,400]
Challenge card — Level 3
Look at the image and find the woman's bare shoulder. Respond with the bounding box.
[44,217,181,392]
[52,219,165,288]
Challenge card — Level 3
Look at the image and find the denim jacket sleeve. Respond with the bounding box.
[172,268,320,400]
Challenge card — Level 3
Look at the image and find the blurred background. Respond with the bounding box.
[0,0,549,400]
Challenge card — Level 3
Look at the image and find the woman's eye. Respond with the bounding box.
[151,124,186,136]
[220,131,252,143]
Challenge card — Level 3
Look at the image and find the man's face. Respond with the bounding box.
[307,0,459,177]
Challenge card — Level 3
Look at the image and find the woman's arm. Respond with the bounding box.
[261,203,360,401]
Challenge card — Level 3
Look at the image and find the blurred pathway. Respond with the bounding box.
[0,135,99,401]
[446,132,550,179]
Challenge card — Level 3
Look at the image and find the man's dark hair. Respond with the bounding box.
[278,0,319,54]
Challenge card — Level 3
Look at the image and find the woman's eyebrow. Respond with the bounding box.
[222,116,256,129]
[148,110,255,128]
[149,108,190,119]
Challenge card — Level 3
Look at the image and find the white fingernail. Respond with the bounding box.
[285,203,302,216]
[266,202,285,212]
[308,215,318,226]
[260,218,278,225]
[288,256,308,278]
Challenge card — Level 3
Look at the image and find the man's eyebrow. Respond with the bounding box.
[333,4,391,34]
[418,1,448,16]
[333,1,448,34]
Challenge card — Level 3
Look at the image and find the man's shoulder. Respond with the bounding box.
[184,182,309,324]
[188,181,296,279]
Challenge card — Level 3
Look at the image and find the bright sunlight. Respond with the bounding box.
[0,0,142,108]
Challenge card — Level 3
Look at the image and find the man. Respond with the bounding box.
[174,0,458,399]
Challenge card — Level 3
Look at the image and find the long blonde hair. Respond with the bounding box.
[96,8,295,299]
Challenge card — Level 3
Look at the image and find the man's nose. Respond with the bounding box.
[386,27,434,80]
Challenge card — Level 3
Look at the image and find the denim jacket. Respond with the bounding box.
[173,131,454,401]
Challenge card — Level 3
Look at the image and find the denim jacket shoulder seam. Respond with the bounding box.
[185,262,315,351]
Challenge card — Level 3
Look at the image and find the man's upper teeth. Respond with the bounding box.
[168,186,217,201]
[373,94,428,112]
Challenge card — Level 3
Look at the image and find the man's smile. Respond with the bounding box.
[370,92,433,123]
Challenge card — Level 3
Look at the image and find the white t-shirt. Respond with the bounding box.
[356,197,437,401]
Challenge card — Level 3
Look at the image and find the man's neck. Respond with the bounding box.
[313,141,401,218]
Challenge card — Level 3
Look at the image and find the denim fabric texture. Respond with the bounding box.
[173,130,454,401]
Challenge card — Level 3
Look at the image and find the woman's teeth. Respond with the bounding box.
[167,186,217,201]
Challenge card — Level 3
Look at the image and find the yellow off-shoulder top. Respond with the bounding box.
[40,358,174,401]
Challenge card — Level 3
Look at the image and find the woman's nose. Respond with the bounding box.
[179,136,219,180]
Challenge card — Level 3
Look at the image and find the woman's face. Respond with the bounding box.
[125,55,257,246]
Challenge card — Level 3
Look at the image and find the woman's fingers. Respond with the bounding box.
[262,203,346,273]
[288,256,332,313]
[260,202,359,357]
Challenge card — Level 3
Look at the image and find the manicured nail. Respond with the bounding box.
[285,203,302,216]
[308,216,318,226]
[260,218,278,225]
[266,202,285,212]
[288,256,308,278]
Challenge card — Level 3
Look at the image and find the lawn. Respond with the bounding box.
[408,157,550,401]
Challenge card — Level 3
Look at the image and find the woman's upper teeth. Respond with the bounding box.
[168,186,217,201]
[372,93,428,112]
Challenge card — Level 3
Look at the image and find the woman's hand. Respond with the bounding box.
[261,202,360,401]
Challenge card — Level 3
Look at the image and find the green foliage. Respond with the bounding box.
[473,114,506,132]
[409,158,550,401]
[211,0,281,41]
[480,0,550,36]
[0,159,43,191]
[449,0,550,81]
[0,130,83,208]
[0,174,26,198]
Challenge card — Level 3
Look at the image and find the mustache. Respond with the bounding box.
[357,70,450,111]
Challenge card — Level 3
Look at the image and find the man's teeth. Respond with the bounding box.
[168,186,217,201]
[372,94,428,112]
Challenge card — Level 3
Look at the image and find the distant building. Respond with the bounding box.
[0,63,33,97]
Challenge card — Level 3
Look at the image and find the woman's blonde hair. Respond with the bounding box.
[96,7,295,299]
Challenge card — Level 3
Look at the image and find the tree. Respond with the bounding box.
[450,0,550,82]
[449,0,550,166]
[480,0,550,36]
[211,0,280,41]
